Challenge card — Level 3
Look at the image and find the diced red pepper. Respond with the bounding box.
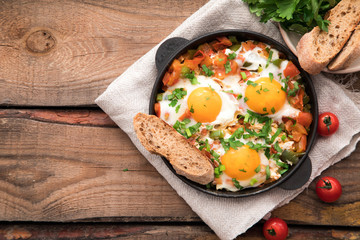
[283,61,300,78]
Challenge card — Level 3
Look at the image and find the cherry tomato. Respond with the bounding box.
[263,217,288,240]
[316,176,342,203]
[317,112,339,136]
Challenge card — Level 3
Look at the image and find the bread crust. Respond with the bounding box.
[328,25,360,70]
[133,112,214,185]
[296,0,360,74]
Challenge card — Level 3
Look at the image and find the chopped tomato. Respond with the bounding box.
[237,54,245,62]
[184,50,205,70]
[213,52,228,67]
[179,108,191,121]
[284,120,293,132]
[201,128,209,136]
[197,43,214,55]
[228,60,238,75]
[292,123,308,135]
[214,67,226,80]
[289,88,304,110]
[291,131,303,142]
[283,61,300,78]
[241,40,256,51]
[295,135,307,152]
[154,103,161,117]
[296,112,313,128]
[211,36,232,51]
[163,59,182,86]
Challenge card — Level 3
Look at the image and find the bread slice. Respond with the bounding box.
[296,0,360,74]
[328,25,360,70]
[133,112,214,185]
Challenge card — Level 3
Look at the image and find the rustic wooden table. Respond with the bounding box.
[1,0,360,239]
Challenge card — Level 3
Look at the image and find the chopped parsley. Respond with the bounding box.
[288,81,300,97]
[232,178,243,189]
[175,104,181,113]
[239,168,247,172]
[269,73,274,82]
[266,50,273,68]
[167,88,187,107]
[246,80,258,87]
[227,52,237,60]
[123,168,129,172]
[224,61,232,74]
[265,165,270,180]
[254,165,261,173]
[202,65,214,76]
[237,94,243,100]
[185,71,199,85]
[190,105,194,113]
[271,107,276,114]
[244,97,249,102]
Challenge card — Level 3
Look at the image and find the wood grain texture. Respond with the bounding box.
[0,109,360,226]
[0,0,207,106]
[0,223,359,240]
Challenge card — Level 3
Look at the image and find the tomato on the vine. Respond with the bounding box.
[317,112,339,136]
[316,176,342,203]
[263,217,288,240]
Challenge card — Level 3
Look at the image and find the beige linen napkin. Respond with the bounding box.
[95,0,360,239]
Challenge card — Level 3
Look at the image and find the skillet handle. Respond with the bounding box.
[155,37,189,71]
[278,156,312,190]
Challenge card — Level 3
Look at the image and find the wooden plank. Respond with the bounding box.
[0,0,207,106]
[0,109,360,226]
[0,223,359,240]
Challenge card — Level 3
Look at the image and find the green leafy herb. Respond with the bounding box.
[237,94,243,100]
[254,165,261,173]
[190,105,194,113]
[271,107,276,114]
[242,0,340,34]
[185,71,199,85]
[232,178,243,189]
[123,168,129,172]
[175,104,181,113]
[244,97,249,102]
[269,73,274,82]
[202,65,214,76]
[228,52,237,60]
[224,61,232,74]
[288,81,300,96]
[247,80,258,87]
[265,165,270,180]
[266,50,273,68]
[239,168,247,172]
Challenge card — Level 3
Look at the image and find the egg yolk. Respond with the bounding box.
[187,87,222,123]
[221,145,260,181]
[245,77,286,114]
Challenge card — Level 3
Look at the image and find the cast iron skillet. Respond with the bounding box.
[149,30,318,197]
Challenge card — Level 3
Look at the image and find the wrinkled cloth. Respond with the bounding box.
[95,0,360,239]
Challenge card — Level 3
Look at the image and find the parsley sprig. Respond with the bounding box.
[242,0,340,34]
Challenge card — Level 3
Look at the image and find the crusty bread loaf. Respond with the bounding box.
[133,112,214,185]
[296,0,360,74]
[328,25,360,70]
